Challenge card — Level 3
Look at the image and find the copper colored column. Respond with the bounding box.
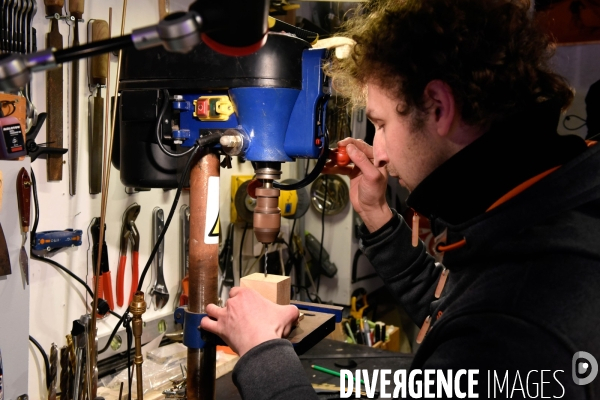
[187,150,220,400]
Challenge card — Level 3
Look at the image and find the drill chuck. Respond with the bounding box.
[253,186,281,244]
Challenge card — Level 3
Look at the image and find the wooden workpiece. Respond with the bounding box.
[240,273,291,305]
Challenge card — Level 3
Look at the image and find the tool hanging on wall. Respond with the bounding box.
[32,229,83,256]
[71,319,86,400]
[59,346,70,400]
[116,203,140,307]
[45,0,65,181]
[0,171,11,277]
[176,204,189,307]
[25,113,68,161]
[150,207,169,310]
[0,97,26,159]
[17,167,31,284]
[69,0,84,195]
[88,19,108,195]
[91,218,113,312]
[48,343,57,400]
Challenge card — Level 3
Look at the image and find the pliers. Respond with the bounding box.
[91,218,114,312]
[116,203,141,307]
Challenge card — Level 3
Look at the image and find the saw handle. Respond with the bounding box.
[17,168,31,232]
[90,20,109,86]
[130,251,139,306]
[69,0,84,18]
[116,254,126,307]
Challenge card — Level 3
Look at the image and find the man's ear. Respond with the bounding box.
[424,80,456,137]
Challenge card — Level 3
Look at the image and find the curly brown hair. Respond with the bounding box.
[329,0,574,127]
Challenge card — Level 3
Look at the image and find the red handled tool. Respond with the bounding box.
[91,218,114,311]
[116,203,141,307]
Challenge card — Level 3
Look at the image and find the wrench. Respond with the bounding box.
[151,207,169,310]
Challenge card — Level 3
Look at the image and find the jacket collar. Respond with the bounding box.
[406,101,587,225]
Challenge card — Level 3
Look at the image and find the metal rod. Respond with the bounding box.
[187,150,220,400]
[54,35,133,64]
[89,8,112,400]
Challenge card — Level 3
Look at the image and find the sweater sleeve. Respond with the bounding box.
[359,209,441,325]
[232,339,318,400]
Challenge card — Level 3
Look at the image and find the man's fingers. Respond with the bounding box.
[346,144,382,182]
[206,303,226,319]
[285,305,300,323]
[229,287,241,298]
[200,316,219,334]
[339,138,374,159]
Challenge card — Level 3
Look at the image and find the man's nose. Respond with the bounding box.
[373,133,388,168]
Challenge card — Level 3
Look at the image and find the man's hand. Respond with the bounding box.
[200,287,300,357]
[326,138,392,232]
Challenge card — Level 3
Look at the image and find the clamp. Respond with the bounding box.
[25,113,68,162]
[174,306,224,349]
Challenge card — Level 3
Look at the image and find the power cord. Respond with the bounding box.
[29,335,51,390]
[30,171,122,318]
[100,143,201,354]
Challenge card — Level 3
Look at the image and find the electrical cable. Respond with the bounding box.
[30,171,123,319]
[155,89,225,157]
[155,89,196,157]
[273,129,329,191]
[274,96,330,191]
[29,335,51,390]
[31,254,94,298]
[100,143,200,355]
[562,114,587,131]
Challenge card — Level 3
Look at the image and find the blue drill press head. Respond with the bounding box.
[116,33,329,188]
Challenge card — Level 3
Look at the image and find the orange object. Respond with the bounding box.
[335,145,350,166]
[217,345,238,355]
[116,255,127,307]
[179,276,189,306]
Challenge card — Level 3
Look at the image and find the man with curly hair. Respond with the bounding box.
[201,0,600,398]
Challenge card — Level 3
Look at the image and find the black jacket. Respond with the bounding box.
[232,103,600,399]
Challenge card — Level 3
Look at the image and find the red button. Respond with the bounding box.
[196,99,209,118]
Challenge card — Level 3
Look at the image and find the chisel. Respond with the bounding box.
[45,0,64,182]
[69,0,84,195]
[0,171,11,277]
[17,167,31,284]
[89,20,108,195]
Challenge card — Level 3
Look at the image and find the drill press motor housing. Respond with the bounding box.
[115,32,329,244]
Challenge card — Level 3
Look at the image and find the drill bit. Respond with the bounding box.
[264,244,268,277]
[48,343,57,400]
[60,346,71,400]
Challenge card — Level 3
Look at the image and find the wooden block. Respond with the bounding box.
[240,273,291,305]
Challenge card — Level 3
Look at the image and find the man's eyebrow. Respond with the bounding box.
[366,110,381,121]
